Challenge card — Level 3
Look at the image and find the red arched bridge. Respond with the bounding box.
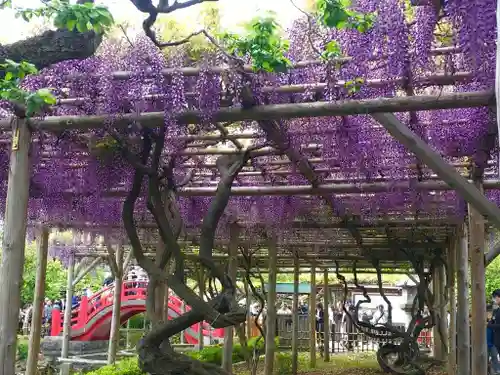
[50,280,225,343]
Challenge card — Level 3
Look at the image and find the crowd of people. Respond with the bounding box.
[252,298,389,351]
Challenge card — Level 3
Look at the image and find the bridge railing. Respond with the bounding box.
[51,281,149,336]
[49,281,226,340]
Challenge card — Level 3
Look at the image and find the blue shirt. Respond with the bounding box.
[488,326,494,348]
[43,305,52,320]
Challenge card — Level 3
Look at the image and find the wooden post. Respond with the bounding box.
[264,234,277,375]
[126,319,131,349]
[291,255,299,375]
[222,224,239,373]
[469,186,487,375]
[244,276,252,338]
[448,240,457,375]
[432,263,447,360]
[456,224,470,375]
[163,280,170,325]
[309,264,316,368]
[198,270,205,350]
[60,253,75,375]
[180,302,186,343]
[323,269,330,361]
[0,118,31,375]
[371,112,500,228]
[107,245,123,364]
[25,227,49,375]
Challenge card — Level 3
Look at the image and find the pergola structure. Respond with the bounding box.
[0,2,497,375]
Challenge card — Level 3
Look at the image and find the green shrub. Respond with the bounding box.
[196,345,224,365]
[187,336,279,365]
[127,314,146,329]
[17,342,28,361]
[86,358,144,375]
[247,336,265,352]
[275,353,292,375]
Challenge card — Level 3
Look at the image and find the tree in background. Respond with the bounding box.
[21,241,105,306]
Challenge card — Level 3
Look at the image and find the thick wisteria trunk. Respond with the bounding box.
[118,128,249,375]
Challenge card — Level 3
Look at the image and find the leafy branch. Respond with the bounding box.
[0,59,55,117]
[314,0,376,32]
[219,13,291,73]
[0,0,114,117]
[15,0,114,34]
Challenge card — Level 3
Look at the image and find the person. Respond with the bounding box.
[489,290,500,356]
[333,301,343,343]
[316,303,325,348]
[103,272,114,287]
[372,304,387,325]
[298,300,308,315]
[250,302,260,316]
[277,303,292,315]
[85,287,93,298]
[42,299,52,327]
[487,305,500,374]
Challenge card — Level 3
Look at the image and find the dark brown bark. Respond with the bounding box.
[0,29,102,71]
[0,0,101,71]
[117,126,249,375]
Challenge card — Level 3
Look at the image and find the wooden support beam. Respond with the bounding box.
[468,183,487,375]
[6,90,492,132]
[25,226,49,375]
[222,224,239,373]
[60,254,75,375]
[371,112,500,229]
[309,264,317,368]
[323,269,330,361]
[47,217,454,230]
[79,46,457,79]
[107,245,123,364]
[60,72,472,108]
[485,243,500,265]
[72,256,103,287]
[175,178,500,196]
[264,234,278,375]
[0,118,31,375]
[456,224,470,375]
[448,239,457,375]
[54,177,500,198]
[291,256,300,375]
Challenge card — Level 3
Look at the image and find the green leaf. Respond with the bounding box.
[21,11,32,22]
[92,23,102,34]
[66,19,77,31]
[4,72,13,81]
[36,88,56,105]
[76,20,88,33]
[0,0,12,9]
